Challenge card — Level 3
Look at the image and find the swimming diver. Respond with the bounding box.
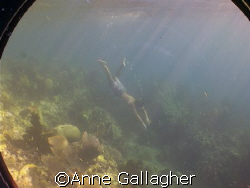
[98,58,151,129]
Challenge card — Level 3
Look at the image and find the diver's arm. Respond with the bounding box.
[121,92,147,129]
[142,106,151,125]
[131,103,147,129]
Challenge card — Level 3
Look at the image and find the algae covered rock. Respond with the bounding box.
[44,78,53,90]
[54,124,80,142]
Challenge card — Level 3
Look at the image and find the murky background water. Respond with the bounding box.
[1,0,250,188]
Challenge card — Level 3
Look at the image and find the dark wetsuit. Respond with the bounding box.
[110,77,126,96]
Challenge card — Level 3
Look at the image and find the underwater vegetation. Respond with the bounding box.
[5,110,53,154]
[143,81,250,188]
[0,56,250,188]
[0,58,125,188]
[80,106,122,141]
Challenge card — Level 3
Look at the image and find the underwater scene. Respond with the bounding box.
[0,0,250,188]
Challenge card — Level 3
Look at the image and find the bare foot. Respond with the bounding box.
[146,118,151,125]
[98,59,107,65]
[122,58,126,67]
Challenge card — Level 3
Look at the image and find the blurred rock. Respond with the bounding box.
[54,124,80,142]
[48,135,74,161]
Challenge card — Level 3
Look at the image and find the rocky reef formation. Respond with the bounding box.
[42,131,104,171]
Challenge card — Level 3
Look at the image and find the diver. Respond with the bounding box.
[98,59,151,129]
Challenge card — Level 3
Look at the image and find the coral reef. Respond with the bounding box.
[48,135,73,160]
[78,131,104,162]
[44,78,54,90]
[37,100,67,127]
[155,81,189,125]
[1,56,250,188]
[81,106,122,141]
[0,58,126,188]
[41,131,105,176]
[5,111,53,154]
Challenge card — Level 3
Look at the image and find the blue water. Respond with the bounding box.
[4,0,250,101]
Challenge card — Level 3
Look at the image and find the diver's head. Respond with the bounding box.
[134,98,144,108]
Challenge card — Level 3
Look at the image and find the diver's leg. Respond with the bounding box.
[131,103,147,129]
[142,106,151,125]
[115,58,126,78]
[98,59,114,82]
